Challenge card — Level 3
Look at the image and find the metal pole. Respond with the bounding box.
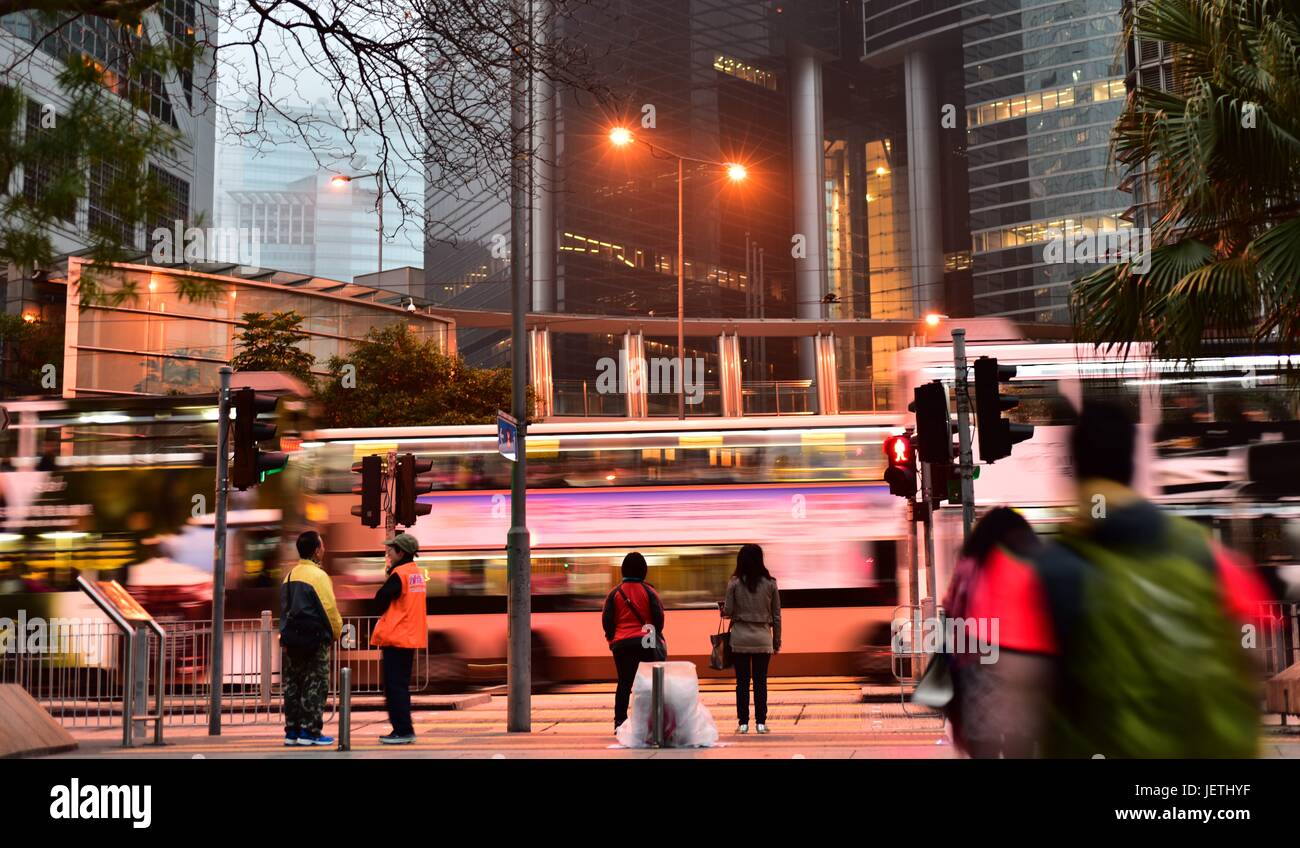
[920,460,937,610]
[260,609,273,707]
[952,329,975,541]
[677,156,685,420]
[338,667,352,751]
[122,630,135,748]
[385,450,397,542]
[652,664,665,746]
[506,0,532,733]
[376,173,383,279]
[209,365,231,735]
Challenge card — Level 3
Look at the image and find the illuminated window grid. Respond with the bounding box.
[971,213,1135,254]
[966,79,1126,128]
[713,55,777,91]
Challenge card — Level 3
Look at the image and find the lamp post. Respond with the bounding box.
[608,127,748,419]
[330,171,384,280]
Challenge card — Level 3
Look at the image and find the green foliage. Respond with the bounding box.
[0,314,63,397]
[231,311,316,386]
[316,324,525,427]
[1073,0,1300,357]
[0,11,219,307]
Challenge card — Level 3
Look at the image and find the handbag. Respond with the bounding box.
[616,585,667,661]
[911,651,954,708]
[709,615,733,670]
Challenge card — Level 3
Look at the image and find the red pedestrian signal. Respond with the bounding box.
[883,434,917,498]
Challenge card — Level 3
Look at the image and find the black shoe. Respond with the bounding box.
[379,732,416,745]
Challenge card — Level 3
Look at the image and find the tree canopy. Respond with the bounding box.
[1072,0,1300,357]
[315,324,522,428]
[230,310,316,386]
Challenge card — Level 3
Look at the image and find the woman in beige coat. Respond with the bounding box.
[722,544,781,734]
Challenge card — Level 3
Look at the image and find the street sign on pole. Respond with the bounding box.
[498,411,519,463]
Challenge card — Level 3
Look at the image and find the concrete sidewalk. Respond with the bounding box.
[44,684,1300,759]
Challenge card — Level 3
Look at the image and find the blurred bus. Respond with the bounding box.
[304,416,909,683]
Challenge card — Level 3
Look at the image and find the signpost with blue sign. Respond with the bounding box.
[497,410,519,462]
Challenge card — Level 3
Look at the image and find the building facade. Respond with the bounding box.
[213,101,424,286]
[59,258,452,397]
[861,0,1133,324]
[0,2,217,320]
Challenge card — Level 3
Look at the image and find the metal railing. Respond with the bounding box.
[1252,602,1299,678]
[1,613,431,729]
[742,380,816,416]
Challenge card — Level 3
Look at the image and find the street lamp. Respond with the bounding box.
[607,126,749,419]
[330,171,384,279]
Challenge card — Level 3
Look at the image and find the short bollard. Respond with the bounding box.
[651,664,665,747]
[338,667,351,752]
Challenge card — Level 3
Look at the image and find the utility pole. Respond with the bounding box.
[208,365,231,735]
[506,0,533,733]
[384,450,397,541]
[952,328,975,541]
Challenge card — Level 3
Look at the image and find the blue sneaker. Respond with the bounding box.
[295,732,335,746]
[284,729,300,746]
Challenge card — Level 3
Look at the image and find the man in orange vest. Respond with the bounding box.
[371,532,426,744]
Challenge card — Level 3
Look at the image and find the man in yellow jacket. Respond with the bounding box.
[371,532,426,744]
[280,531,342,746]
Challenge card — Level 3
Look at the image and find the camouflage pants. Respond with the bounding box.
[283,644,331,735]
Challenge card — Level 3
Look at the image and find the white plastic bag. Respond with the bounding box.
[615,661,718,748]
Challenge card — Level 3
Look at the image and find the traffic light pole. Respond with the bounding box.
[384,450,397,542]
[952,329,975,541]
[209,365,231,735]
[919,461,937,613]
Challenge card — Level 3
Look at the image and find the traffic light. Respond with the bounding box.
[351,454,383,528]
[973,356,1034,462]
[231,387,287,490]
[394,453,434,527]
[882,434,917,498]
[909,381,952,464]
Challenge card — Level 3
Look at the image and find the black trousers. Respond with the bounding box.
[381,646,416,736]
[734,652,772,725]
[611,640,657,730]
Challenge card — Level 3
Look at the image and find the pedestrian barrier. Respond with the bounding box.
[1252,602,1299,679]
[1,613,428,730]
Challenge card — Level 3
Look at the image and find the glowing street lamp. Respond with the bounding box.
[330,171,384,276]
[607,126,751,419]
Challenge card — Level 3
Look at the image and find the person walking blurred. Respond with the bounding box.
[371,532,426,745]
[602,552,666,731]
[723,544,781,734]
[280,531,342,747]
[941,507,1047,758]
[1018,401,1269,757]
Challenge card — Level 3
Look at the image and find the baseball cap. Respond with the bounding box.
[384,533,419,556]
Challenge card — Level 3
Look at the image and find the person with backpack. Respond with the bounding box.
[601,552,666,731]
[280,531,342,747]
[723,544,781,734]
[941,506,1048,758]
[1023,401,1269,758]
